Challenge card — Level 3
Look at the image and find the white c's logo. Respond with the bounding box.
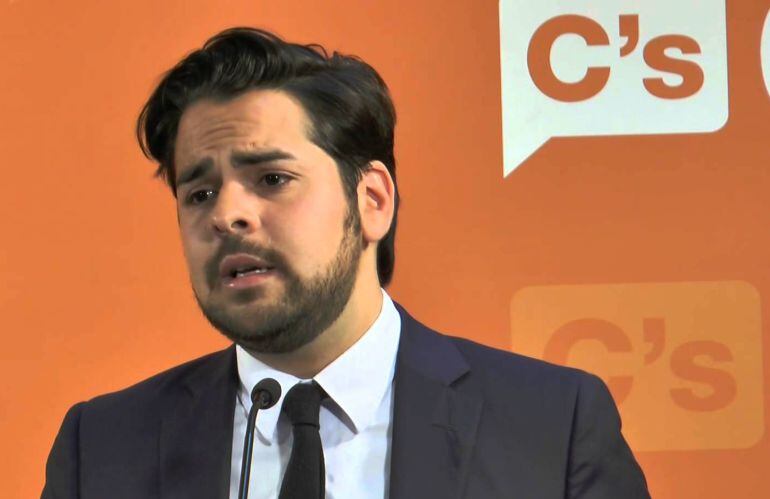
[499,0,729,176]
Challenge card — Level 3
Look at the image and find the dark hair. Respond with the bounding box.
[137,27,399,286]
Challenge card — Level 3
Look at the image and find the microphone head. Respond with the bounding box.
[251,378,281,409]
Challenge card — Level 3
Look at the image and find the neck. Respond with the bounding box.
[247,276,384,379]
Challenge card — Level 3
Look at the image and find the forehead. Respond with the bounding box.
[174,89,311,168]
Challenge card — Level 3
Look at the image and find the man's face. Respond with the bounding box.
[173,89,362,353]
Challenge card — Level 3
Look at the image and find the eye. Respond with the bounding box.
[186,189,216,205]
[262,173,290,187]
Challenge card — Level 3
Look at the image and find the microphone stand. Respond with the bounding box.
[238,378,281,499]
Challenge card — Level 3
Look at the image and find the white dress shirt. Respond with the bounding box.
[229,289,401,499]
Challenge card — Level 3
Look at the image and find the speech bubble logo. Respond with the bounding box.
[499,0,729,176]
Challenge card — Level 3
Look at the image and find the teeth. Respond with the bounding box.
[233,267,267,278]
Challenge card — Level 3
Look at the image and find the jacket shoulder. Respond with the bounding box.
[395,301,598,397]
[79,346,235,416]
[449,333,592,386]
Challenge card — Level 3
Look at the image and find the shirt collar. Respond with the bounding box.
[235,289,401,442]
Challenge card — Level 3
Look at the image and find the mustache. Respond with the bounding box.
[205,236,291,288]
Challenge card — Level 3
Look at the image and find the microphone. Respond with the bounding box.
[238,378,282,499]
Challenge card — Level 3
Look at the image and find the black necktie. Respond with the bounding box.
[278,382,326,499]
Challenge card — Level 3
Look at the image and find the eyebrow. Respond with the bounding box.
[176,158,214,188]
[176,149,297,188]
[231,149,296,167]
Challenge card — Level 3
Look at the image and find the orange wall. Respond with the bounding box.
[1,1,768,497]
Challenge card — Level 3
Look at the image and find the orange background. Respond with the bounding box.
[1,0,768,497]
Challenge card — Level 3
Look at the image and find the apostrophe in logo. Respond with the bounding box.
[510,281,763,452]
[762,8,770,97]
[499,0,729,176]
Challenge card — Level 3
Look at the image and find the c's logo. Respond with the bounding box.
[528,15,705,102]
[510,281,763,451]
[499,0,729,176]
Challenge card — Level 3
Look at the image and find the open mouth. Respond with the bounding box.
[229,266,272,278]
[219,254,276,288]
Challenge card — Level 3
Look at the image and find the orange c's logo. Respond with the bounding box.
[510,281,763,452]
[544,318,634,403]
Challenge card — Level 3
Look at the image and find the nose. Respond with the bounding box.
[210,181,258,236]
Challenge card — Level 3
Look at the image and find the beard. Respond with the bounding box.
[192,208,362,354]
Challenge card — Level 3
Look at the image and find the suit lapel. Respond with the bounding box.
[389,305,483,499]
[159,346,238,499]
[154,306,482,499]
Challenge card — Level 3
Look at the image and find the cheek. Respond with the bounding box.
[266,185,349,272]
[177,220,210,283]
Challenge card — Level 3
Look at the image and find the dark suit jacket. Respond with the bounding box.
[42,304,650,498]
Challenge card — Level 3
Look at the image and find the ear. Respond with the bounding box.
[357,161,396,245]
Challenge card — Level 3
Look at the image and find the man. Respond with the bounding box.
[42,27,650,498]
